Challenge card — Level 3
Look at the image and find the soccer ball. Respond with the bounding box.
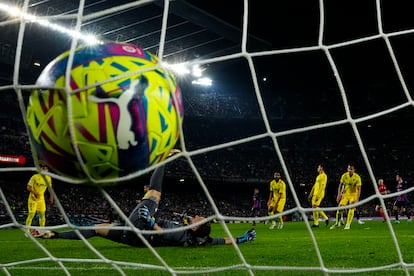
[26,42,183,181]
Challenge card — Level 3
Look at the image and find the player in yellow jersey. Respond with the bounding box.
[330,164,362,230]
[25,164,53,235]
[308,164,329,227]
[267,171,287,230]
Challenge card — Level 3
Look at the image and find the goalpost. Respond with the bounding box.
[1,0,414,275]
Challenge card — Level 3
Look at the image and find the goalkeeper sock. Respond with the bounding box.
[149,165,165,192]
[56,229,97,240]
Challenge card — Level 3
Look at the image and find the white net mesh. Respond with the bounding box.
[1,0,414,275]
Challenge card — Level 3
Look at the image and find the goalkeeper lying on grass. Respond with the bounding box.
[39,150,256,246]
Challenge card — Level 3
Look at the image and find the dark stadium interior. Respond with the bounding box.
[1,0,414,225]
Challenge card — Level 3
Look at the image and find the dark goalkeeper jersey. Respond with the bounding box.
[106,219,226,247]
[150,219,225,247]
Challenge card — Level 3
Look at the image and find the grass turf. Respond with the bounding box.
[1,220,413,275]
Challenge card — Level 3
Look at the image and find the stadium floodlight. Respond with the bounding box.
[0,3,20,17]
[192,65,203,77]
[164,62,191,75]
[192,77,212,86]
[0,3,102,45]
[164,62,207,78]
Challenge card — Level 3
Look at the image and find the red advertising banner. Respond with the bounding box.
[0,154,26,164]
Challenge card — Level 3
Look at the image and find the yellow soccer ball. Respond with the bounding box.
[26,42,183,181]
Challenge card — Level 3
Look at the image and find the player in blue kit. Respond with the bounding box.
[393,174,411,224]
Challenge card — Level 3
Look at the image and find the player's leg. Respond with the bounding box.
[38,200,47,227]
[330,197,347,229]
[312,197,328,227]
[268,200,277,229]
[40,223,145,247]
[401,204,411,223]
[319,210,329,226]
[393,202,400,224]
[312,210,319,227]
[311,197,320,227]
[145,164,165,196]
[345,208,354,229]
[316,195,329,224]
[343,196,356,229]
[329,210,340,229]
[277,215,284,229]
[276,200,286,229]
[379,207,386,220]
[128,165,164,226]
[40,224,108,240]
[25,200,37,232]
[43,229,97,239]
[121,166,165,243]
[375,205,386,221]
[335,208,344,226]
[336,210,343,224]
[252,208,259,226]
[38,211,46,227]
[268,204,276,229]
[405,206,411,223]
[356,209,365,224]
[319,210,328,220]
[25,212,36,230]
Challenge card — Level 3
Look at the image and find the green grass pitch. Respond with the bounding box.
[1,220,413,275]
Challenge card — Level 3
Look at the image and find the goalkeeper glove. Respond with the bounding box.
[150,217,155,228]
[236,228,256,244]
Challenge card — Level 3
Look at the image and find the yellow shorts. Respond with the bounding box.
[269,198,286,213]
[311,195,324,206]
[339,193,357,206]
[28,199,46,213]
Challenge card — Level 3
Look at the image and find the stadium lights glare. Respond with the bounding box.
[164,62,213,86]
[164,62,190,75]
[163,62,205,78]
[0,3,102,45]
[0,3,210,82]
[192,77,212,86]
[192,65,202,77]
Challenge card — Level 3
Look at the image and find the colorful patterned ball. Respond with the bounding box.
[26,42,183,181]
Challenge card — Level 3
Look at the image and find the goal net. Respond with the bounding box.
[1,0,414,275]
